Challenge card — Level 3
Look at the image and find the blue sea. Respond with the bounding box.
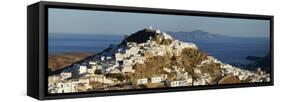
[173,37,270,65]
[49,33,270,65]
[48,34,124,53]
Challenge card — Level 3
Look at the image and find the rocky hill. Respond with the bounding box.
[48,27,270,93]
[105,28,269,84]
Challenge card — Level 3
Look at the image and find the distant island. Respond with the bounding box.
[167,30,229,39]
[48,27,270,94]
[246,53,270,72]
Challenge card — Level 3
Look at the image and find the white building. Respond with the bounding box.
[89,75,114,84]
[123,59,132,65]
[90,65,97,71]
[194,68,201,75]
[115,53,124,61]
[106,56,112,60]
[48,83,56,94]
[71,81,78,93]
[89,61,97,65]
[90,76,105,83]
[176,72,188,80]
[186,77,193,85]
[193,79,207,86]
[78,78,90,84]
[137,78,148,84]
[125,47,139,55]
[156,30,161,34]
[121,64,135,73]
[87,68,95,74]
[101,56,105,61]
[79,65,87,74]
[131,56,144,64]
[60,72,72,80]
[166,80,188,87]
[56,82,72,93]
[48,75,61,83]
[233,71,240,76]
[162,32,173,40]
[150,76,162,83]
[163,67,172,73]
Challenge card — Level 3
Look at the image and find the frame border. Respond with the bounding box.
[34,1,273,100]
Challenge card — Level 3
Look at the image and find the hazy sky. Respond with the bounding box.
[49,8,270,38]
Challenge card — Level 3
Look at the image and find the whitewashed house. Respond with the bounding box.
[48,83,55,93]
[194,68,201,75]
[121,64,135,73]
[137,78,148,84]
[56,82,72,93]
[120,59,135,73]
[193,79,206,86]
[163,67,172,73]
[156,30,161,34]
[136,58,144,64]
[105,64,116,72]
[48,75,61,83]
[78,78,90,85]
[106,56,112,60]
[91,64,97,70]
[131,56,144,64]
[87,68,95,74]
[162,32,173,40]
[125,49,132,55]
[101,56,105,61]
[70,81,78,93]
[150,76,162,83]
[60,72,72,80]
[90,76,105,83]
[89,61,97,65]
[166,80,188,87]
[233,71,239,76]
[176,72,187,80]
[89,75,114,84]
[186,77,193,85]
[123,59,132,65]
[115,53,124,61]
[79,65,87,74]
[177,80,188,86]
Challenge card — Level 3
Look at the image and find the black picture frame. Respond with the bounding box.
[27,1,274,100]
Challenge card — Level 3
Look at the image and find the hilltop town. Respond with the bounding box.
[48,27,270,94]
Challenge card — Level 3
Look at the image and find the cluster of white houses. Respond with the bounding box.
[48,28,201,93]
[220,63,270,82]
[161,65,194,87]
[198,55,270,83]
[136,75,165,85]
